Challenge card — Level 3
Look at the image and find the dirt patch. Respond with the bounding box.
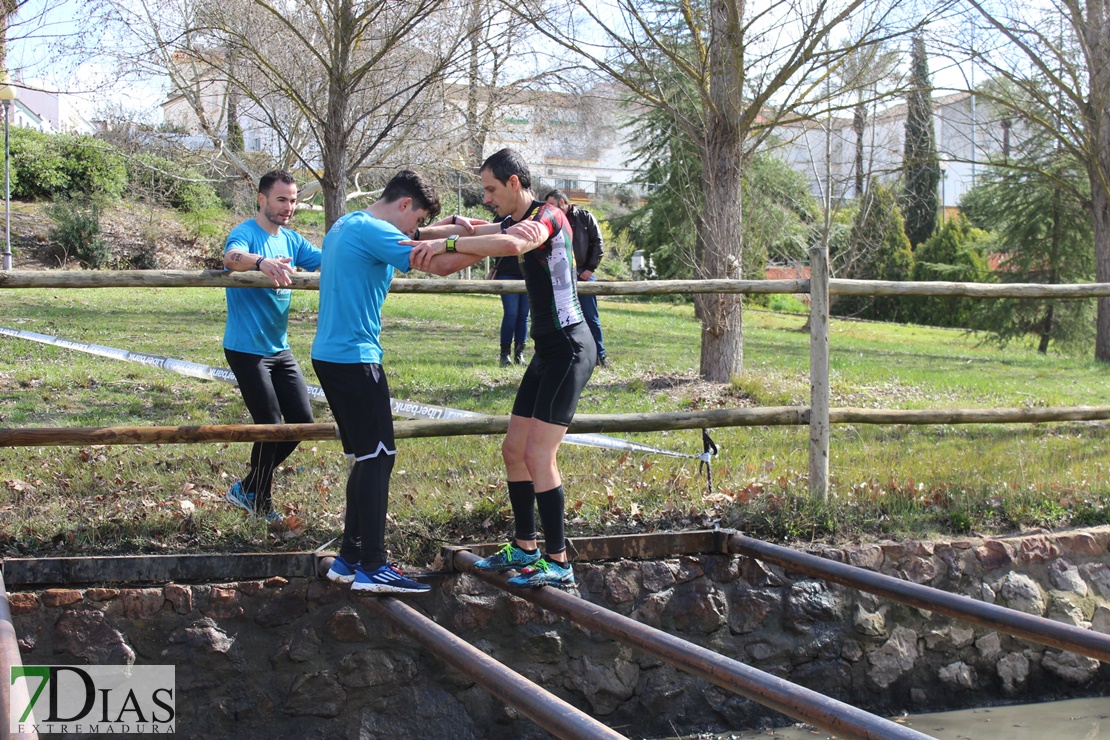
[6,200,232,270]
[644,371,749,408]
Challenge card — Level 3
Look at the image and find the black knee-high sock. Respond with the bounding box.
[535,485,566,555]
[508,480,537,542]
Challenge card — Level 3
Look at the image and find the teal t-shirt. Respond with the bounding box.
[223,219,322,356]
[311,211,413,365]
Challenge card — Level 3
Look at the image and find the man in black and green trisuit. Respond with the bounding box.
[408,148,594,587]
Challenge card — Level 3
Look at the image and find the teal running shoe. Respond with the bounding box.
[506,558,574,587]
[225,481,255,513]
[474,542,542,571]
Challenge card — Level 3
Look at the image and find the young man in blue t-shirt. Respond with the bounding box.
[315,169,544,594]
[222,170,321,522]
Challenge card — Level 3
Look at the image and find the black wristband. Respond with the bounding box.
[255,255,265,270]
[451,215,457,225]
[414,228,421,241]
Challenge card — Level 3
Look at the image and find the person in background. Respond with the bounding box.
[222,169,321,524]
[493,253,529,366]
[544,189,607,366]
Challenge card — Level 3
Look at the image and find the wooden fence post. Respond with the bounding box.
[808,245,830,501]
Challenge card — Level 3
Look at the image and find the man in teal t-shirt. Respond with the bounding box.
[222,170,321,522]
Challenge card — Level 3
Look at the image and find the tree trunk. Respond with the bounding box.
[321,2,353,232]
[1085,0,1110,362]
[1038,304,1054,354]
[1093,183,1110,361]
[465,0,484,166]
[853,101,865,198]
[695,0,745,383]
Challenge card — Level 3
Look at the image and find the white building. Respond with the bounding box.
[777,92,1005,209]
[471,83,644,197]
[12,83,94,135]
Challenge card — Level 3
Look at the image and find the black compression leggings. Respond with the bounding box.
[225,348,314,512]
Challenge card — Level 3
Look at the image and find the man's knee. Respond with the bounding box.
[502,436,525,465]
[522,442,556,476]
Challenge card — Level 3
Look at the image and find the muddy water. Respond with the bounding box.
[724,696,1110,739]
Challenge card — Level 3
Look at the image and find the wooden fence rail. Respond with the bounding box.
[4,268,1108,499]
[3,406,1108,448]
[3,270,1110,299]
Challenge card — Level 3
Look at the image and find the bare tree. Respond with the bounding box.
[97,0,477,228]
[952,0,1110,362]
[516,0,917,381]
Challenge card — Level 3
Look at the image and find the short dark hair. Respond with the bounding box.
[544,189,568,204]
[481,148,531,190]
[258,169,297,195]
[380,170,441,220]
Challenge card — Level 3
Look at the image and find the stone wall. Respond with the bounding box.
[9,527,1110,738]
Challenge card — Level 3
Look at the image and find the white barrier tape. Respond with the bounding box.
[0,326,705,460]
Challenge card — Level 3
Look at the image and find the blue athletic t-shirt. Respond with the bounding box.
[223,219,322,356]
[311,211,413,365]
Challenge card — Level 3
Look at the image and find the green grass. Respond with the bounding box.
[2,287,1110,564]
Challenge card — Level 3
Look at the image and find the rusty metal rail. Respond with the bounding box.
[361,596,625,740]
[0,570,37,740]
[447,549,933,740]
[728,533,1110,664]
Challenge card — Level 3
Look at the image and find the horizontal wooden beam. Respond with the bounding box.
[2,405,1109,448]
[1,270,1109,299]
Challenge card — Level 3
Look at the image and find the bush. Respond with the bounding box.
[11,128,66,198]
[126,152,221,213]
[902,216,991,328]
[49,197,110,268]
[833,183,914,321]
[10,129,126,199]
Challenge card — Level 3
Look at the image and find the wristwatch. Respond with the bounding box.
[446,235,458,253]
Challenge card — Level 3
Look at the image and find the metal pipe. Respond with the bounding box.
[0,570,38,739]
[361,597,625,740]
[729,534,1110,664]
[450,550,933,740]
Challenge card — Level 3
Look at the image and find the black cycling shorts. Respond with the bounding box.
[311,360,396,460]
[511,321,596,426]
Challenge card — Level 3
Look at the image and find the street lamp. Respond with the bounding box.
[0,82,15,271]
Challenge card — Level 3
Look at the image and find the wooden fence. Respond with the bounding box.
[3,268,1109,499]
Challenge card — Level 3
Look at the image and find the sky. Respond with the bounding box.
[9,0,167,122]
[8,0,981,125]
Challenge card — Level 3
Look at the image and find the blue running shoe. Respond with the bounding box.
[326,555,359,585]
[225,481,255,513]
[351,564,431,595]
[473,542,542,571]
[262,511,283,525]
[507,558,574,588]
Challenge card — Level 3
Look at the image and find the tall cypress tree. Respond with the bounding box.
[902,35,939,248]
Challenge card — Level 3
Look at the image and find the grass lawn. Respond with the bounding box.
[1,286,1108,564]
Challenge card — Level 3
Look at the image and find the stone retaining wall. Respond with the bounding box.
[10,527,1110,738]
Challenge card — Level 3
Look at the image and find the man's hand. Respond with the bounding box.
[429,214,488,235]
[578,270,594,281]
[506,220,547,247]
[260,256,295,287]
[404,239,446,272]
